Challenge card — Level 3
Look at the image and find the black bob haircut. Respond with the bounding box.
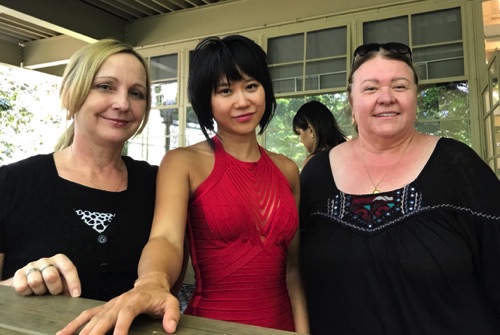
[188,35,276,144]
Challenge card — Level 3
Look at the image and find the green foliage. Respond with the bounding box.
[417,81,470,145]
[0,67,62,163]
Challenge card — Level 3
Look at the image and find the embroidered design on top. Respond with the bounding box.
[313,185,421,232]
[75,209,115,233]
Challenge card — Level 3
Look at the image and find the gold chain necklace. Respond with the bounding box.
[70,145,125,192]
[360,133,414,194]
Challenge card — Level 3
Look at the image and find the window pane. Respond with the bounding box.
[271,64,303,93]
[152,81,178,107]
[412,8,462,45]
[363,16,409,44]
[486,114,494,157]
[427,58,464,79]
[416,81,470,145]
[268,27,348,94]
[305,58,346,76]
[307,93,352,137]
[418,82,469,120]
[150,54,178,81]
[490,59,499,105]
[414,43,464,79]
[307,27,347,59]
[305,58,347,89]
[305,73,346,91]
[127,108,179,165]
[186,106,211,146]
[495,107,500,155]
[483,88,490,113]
[415,119,471,145]
[268,34,304,63]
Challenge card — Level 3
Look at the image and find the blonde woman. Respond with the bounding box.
[0,39,158,302]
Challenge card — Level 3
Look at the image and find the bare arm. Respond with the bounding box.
[285,161,310,334]
[270,153,309,334]
[58,147,196,335]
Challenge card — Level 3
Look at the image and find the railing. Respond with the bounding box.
[0,285,299,335]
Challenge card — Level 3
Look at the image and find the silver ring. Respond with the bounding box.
[40,264,55,272]
[26,267,39,276]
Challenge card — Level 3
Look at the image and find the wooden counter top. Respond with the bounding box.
[0,285,299,334]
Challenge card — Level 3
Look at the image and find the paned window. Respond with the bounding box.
[363,7,464,80]
[267,26,348,94]
[483,52,500,177]
[128,54,179,165]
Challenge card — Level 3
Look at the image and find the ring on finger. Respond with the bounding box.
[26,267,40,276]
[40,264,55,272]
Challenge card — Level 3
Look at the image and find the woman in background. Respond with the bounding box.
[293,100,346,167]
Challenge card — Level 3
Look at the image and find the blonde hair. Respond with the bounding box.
[55,38,151,150]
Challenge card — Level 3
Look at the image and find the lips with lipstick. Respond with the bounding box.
[234,113,254,122]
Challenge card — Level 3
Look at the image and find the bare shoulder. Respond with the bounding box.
[410,133,440,163]
[265,149,299,181]
[329,139,356,162]
[158,140,215,193]
[159,140,213,168]
[415,133,440,147]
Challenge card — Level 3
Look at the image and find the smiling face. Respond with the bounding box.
[349,54,418,139]
[74,53,148,145]
[211,73,266,137]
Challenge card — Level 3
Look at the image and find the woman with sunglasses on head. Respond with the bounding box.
[58,35,309,335]
[0,39,159,301]
[292,100,347,168]
[299,42,500,335]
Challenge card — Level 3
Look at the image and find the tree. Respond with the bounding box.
[0,66,62,164]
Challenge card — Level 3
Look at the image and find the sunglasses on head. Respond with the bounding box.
[352,42,413,66]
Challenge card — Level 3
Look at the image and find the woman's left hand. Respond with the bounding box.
[11,253,81,297]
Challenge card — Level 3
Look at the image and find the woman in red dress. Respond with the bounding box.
[59,35,309,335]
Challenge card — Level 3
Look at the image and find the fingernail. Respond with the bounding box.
[167,320,177,333]
[71,288,80,297]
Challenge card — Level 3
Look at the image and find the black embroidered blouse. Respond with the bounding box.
[300,138,500,335]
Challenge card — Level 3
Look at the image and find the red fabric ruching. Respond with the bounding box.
[184,136,297,331]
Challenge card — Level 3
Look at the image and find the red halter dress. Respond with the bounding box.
[184,136,298,331]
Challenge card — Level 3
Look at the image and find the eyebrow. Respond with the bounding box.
[360,77,411,84]
[217,76,255,87]
[94,75,147,89]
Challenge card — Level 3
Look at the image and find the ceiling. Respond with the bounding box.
[0,0,231,44]
[0,0,233,75]
[1,1,499,75]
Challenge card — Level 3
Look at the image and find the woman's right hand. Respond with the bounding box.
[56,282,181,335]
[11,253,81,297]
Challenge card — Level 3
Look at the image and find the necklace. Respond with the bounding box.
[360,133,414,194]
[70,145,125,192]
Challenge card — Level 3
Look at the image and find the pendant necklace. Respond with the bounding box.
[360,133,414,194]
[70,145,125,192]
